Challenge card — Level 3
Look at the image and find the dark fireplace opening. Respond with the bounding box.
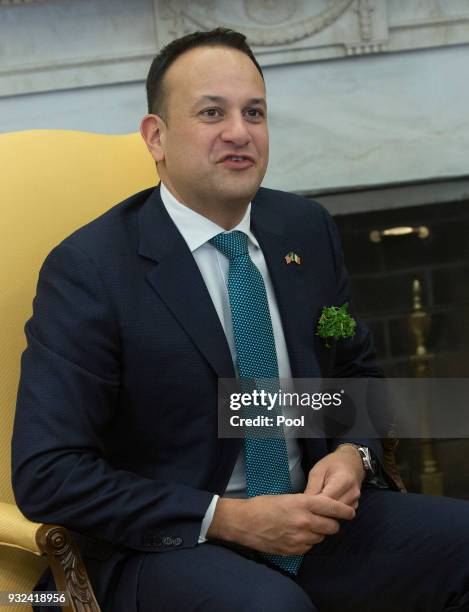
[332,198,469,498]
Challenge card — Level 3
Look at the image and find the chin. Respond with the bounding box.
[217,180,261,202]
[224,189,257,205]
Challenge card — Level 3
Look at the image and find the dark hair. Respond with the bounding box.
[146,27,263,117]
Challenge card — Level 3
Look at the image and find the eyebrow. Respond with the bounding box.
[191,95,267,109]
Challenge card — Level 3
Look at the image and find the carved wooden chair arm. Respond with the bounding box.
[381,437,407,492]
[0,502,101,612]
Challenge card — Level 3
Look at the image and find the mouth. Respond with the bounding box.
[218,154,255,170]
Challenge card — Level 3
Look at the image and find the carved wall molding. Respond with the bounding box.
[244,0,299,26]
[0,0,156,97]
[158,0,355,46]
[2,0,469,97]
[154,0,469,66]
[357,0,374,41]
[0,0,48,5]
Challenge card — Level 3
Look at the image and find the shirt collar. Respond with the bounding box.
[160,181,260,253]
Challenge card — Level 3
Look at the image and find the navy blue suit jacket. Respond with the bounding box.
[12,185,385,609]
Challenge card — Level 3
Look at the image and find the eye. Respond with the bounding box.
[200,108,223,119]
[245,108,266,121]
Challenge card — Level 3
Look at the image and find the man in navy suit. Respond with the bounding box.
[12,28,469,612]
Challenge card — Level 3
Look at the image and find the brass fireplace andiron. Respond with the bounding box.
[409,279,443,496]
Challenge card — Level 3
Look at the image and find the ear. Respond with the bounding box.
[140,114,166,163]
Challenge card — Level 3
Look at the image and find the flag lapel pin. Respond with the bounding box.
[285,251,301,265]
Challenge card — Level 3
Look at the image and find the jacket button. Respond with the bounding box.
[173,537,183,546]
[143,535,162,547]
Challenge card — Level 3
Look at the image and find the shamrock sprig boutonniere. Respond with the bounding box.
[316,302,357,348]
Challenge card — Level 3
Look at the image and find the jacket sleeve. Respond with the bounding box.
[11,242,214,553]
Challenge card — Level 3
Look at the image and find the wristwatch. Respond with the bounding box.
[337,443,377,479]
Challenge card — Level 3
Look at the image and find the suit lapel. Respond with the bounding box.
[251,193,323,379]
[252,193,329,461]
[138,186,235,380]
[138,187,241,492]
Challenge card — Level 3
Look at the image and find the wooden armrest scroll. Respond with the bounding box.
[36,524,101,612]
[382,437,406,492]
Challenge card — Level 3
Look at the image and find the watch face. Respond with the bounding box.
[358,447,375,474]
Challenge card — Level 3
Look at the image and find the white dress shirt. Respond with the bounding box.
[159,182,306,542]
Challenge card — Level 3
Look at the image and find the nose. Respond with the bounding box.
[220,113,251,146]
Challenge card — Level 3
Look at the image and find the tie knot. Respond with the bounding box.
[210,231,249,260]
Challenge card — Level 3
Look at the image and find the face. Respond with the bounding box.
[141,45,269,215]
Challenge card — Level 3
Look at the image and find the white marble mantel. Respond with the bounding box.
[1,0,469,202]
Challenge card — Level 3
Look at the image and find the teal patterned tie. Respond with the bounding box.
[210,230,303,575]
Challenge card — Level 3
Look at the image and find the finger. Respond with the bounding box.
[321,477,350,501]
[335,486,361,509]
[336,491,360,508]
[310,515,340,536]
[305,469,326,495]
[309,533,326,546]
[307,494,356,521]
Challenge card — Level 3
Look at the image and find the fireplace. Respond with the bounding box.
[319,194,469,498]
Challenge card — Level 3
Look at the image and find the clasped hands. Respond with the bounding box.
[208,445,365,556]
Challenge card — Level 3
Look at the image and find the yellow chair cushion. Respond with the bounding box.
[0,129,156,504]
